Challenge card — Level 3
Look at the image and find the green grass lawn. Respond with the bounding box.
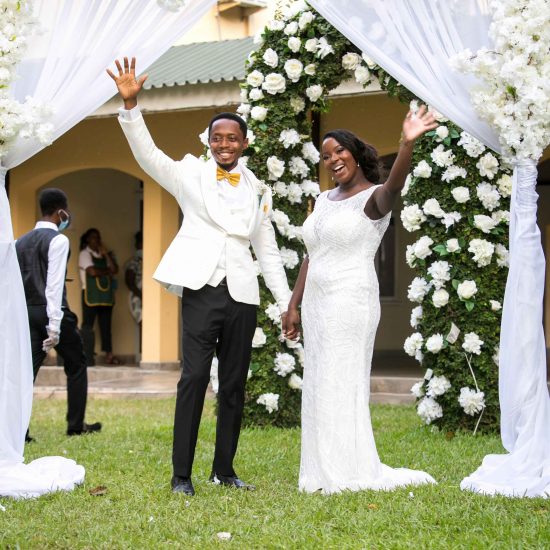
[1,399,548,549]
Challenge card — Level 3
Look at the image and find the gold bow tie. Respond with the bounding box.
[216,166,240,187]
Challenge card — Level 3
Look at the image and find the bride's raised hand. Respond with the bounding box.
[402,105,438,144]
[106,57,148,109]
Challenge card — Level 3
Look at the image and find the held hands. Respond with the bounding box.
[42,327,60,352]
[282,308,301,341]
[402,105,438,145]
[106,57,148,109]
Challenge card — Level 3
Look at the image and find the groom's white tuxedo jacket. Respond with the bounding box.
[119,113,291,312]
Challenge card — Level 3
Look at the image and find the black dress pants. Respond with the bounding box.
[81,291,113,365]
[28,305,88,432]
[172,283,256,478]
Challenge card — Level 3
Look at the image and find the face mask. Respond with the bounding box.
[58,210,71,231]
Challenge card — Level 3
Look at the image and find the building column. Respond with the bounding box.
[141,177,180,370]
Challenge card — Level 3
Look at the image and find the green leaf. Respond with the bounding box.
[452,279,460,290]
[433,244,449,256]
[465,301,475,312]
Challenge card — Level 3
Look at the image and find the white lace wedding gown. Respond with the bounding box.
[299,186,436,494]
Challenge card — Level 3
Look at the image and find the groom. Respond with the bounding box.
[108,58,291,496]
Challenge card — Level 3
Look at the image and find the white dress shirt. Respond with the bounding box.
[34,221,70,334]
[79,246,103,289]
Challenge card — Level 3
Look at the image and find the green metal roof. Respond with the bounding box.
[143,37,255,89]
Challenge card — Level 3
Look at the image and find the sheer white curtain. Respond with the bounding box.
[309,0,550,498]
[0,0,215,499]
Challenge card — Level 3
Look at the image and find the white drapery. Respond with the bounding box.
[309,0,550,498]
[0,0,216,499]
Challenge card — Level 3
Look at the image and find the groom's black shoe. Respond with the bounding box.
[171,476,195,496]
[67,422,102,436]
[209,472,255,491]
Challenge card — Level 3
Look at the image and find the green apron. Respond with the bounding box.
[84,255,114,307]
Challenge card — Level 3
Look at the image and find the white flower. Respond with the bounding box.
[273,181,288,197]
[442,165,467,182]
[288,373,303,390]
[267,156,285,180]
[284,21,299,35]
[265,303,282,324]
[250,106,268,122]
[432,288,450,308]
[246,129,256,146]
[474,214,497,234]
[301,142,320,164]
[417,397,443,424]
[316,37,334,58]
[304,38,318,52]
[495,244,509,268]
[428,261,451,289]
[284,59,303,82]
[362,53,377,69]
[468,238,495,267]
[462,332,484,355]
[342,52,362,70]
[446,238,460,253]
[280,247,300,269]
[288,37,301,53]
[492,210,509,225]
[401,174,412,197]
[476,153,499,179]
[304,63,316,76]
[451,186,470,203]
[401,204,426,232]
[272,209,291,236]
[263,48,278,68]
[427,375,451,397]
[274,352,296,376]
[458,132,486,157]
[301,179,320,197]
[210,357,219,393]
[236,103,250,117]
[408,277,430,303]
[457,280,478,300]
[490,300,502,311]
[282,0,307,19]
[279,128,301,148]
[248,88,264,101]
[459,387,485,416]
[289,156,309,177]
[426,334,444,354]
[298,10,314,29]
[262,73,286,95]
[290,96,305,113]
[413,160,432,178]
[267,19,284,31]
[199,126,209,146]
[257,393,279,413]
[410,381,425,398]
[412,235,434,260]
[497,174,512,197]
[442,212,462,230]
[404,333,424,357]
[424,368,434,381]
[410,306,423,329]
[406,245,416,268]
[252,327,267,348]
[431,144,455,167]
[476,182,501,211]
[354,65,370,85]
[246,70,264,87]
[306,84,323,102]
[423,198,445,218]
[435,126,449,141]
[287,182,303,204]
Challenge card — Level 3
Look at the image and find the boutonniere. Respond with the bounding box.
[255,179,270,196]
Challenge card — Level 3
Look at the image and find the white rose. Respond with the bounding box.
[236,103,250,117]
[413,160,433,178]
[492,210,509,225]
[497,174,512,197]
[476,152,499,179]
[423,198,445,218]
[413,235,434,260]
[424,369,434,380]
[427,375,451,397]
[272,209,291,235]
[301,179,320,198]
[246,70,264,87]
[446,238,460,253]
[256,392,279,413]
[431,144,455,167]
[417,397,443,424]
[284,21,299,35]
[248,88,264,101]
[362,53,377,68]
[401,174,412,197]
[301,142,320,164]
[252,327,267,348]
[305,38,318,52]
[289,156,309,177]
[458,131,486,157]
[284,59,303,82]
[298,10,314,29]
[250,106,268,121]
[432,288,449,308]
[354,65,370,85]
[287,182,303,204]
[263,48,278,68]
[262,73,286,95]
[266,156,285,180]
[490,300,502,311]
[288,37,301,53]
[290,96,305,113]
[442,212,462,230]
[442,165,467,182]
[474,214,497,234]
[280,246,300,269]
[410,381,425,398]
[404,333,424,356]
[267,19,285,31]
[426,334,444,353]
[306,84,323,102]
[342,52,362,70]
[279,128,301,148]
[288,373,303,390]
[406,245,416,268]
[435,126,449,141]
[316,37,334,58]
[199,126,209,146]
[476,182,501,211]
[273,352,296,376]
[273,181,288,197]
[495,244,509,268]
[407,277,430,303]
[459,387,485,416]
[427,260,451,289]
[451,186,470,203]
[457,280,478,300]
[265,303,281,323]
[401,204,426,232]
[304,63,316,76]
[410,306,423,329]
[462,332,484,355]
[468,238,495,267]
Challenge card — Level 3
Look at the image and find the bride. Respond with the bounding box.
[283,106,438,494]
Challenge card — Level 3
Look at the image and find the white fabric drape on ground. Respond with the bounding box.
[0,0,216,499]
[309,0,550,498]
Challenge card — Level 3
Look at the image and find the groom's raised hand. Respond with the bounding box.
[106,57,148,110]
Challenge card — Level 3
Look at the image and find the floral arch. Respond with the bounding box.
[210,1,511,432]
